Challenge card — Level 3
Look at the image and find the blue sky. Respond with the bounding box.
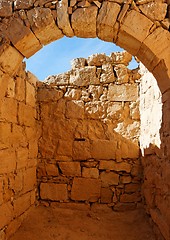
[25,36,138,81]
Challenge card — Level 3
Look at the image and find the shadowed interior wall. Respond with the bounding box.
[0,63,38,239]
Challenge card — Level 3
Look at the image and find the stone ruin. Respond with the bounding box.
[0,0,170,239]
[0,50,166,240]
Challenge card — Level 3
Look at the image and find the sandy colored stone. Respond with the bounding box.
[91,140,117,160]
[87,53,108,67]
[97,1,121,42]
[71,177,101,202]
[139,2,167,21]
[66,100,84,119]
[99,161,131,173]
[57,0,74,37]
[65,88,82,100]
[0,202,13,229]
[100,172,119,187]
[100,64,115,84]
[120,175,132,184]
[0,149,16,174]
[16,147,29,169]
[57,140,72,156]
[26,81,36,107]
[14,193,31,218]
[120,193,141,203]
[7,17,42,58]
[23,167,36,193]
[14,0,34,9]
[107,84,138,102]
[70,66,99,86]
[110,52,132,66]
[114,64,129,84]
[71,6,98,38]
[0,97,17,123]
[85,101,107,119]
[18,103,36,127]
[45,164,59,176]
[58,162,81,177]
[125,183,140,193]
[0,0,12,17]
[27,7,63,45]
[117,10,153,56]
[73,140,91,160]
[82,167,99,179]
[40,183,68,201]
[101,187,113,203]
[71,58,86,69]
[0,44,23,76]
[37,88,63,102]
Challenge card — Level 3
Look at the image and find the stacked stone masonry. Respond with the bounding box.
[0,1,170,239]
[37,52,142,212]
[0,63,38,239]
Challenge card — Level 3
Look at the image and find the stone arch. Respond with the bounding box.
[0,1,170,239]
[0,0,169,92]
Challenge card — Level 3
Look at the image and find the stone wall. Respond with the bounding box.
[37,52,142,211]
[0,63,38,239]
[140,64,170,240]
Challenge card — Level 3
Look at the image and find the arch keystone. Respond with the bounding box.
[97,1,121,42]
[71,6,98,38]
[27,7,64,46]
[116,10,153,55]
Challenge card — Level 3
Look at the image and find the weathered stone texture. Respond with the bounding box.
[37,52,141,219]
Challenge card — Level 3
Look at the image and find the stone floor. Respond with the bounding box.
[10,205,156,240]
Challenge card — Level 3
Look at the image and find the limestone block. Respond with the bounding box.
[110,52,132,66]
[14,0,35,9]
[100,172,119,187]
[120,141,140,159]
[13,192,31,218]
[87,53,108,67]
[139,2,167,21]
[57,0,74,37]
[137,27,170,76]
[5,77,15,98]
[70,66,99,86]
[0,0,12,17]
[85,101,107,119]
[58,162,81,177]
[107,84,138,101]
[101,188,113,203]
[15,77,25,102]
[0,202,13,229]
[26,81,36,107]
[0,122,12,145]
[27,7,63,46]
[91,140,117,160]
[120,193,141,203]
[45,72,70,85]
[65,88,82,100]
[18,103,36,127]
[11,172,23,193]
[73,140,91,160]
[0,97,17,123]
[88,85,103,101]
[114,64,129,84]
[97,1,121,42]
[23,167,36,193]
[113,202,136,211]
[0,149,16,174]
[6,17,42,58]
[40,183,68,201]
[82,167,99,179]
[71,177,101,202]
[71,58,86,69]
[71,6,98,38]
[100,64,115,84]
[117,10,153,56]
[0,44,23,76]
[27,72,38,87]
[120,175,132,184]
[106,102,122,120]
[66,100,84,119]
[125,183,140,193]
[16,147,29,169]
[99,161,131,173]
[37,88,63,102]
[11,124,27,148]
[57,140,72,156]
[45,164,59,176]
